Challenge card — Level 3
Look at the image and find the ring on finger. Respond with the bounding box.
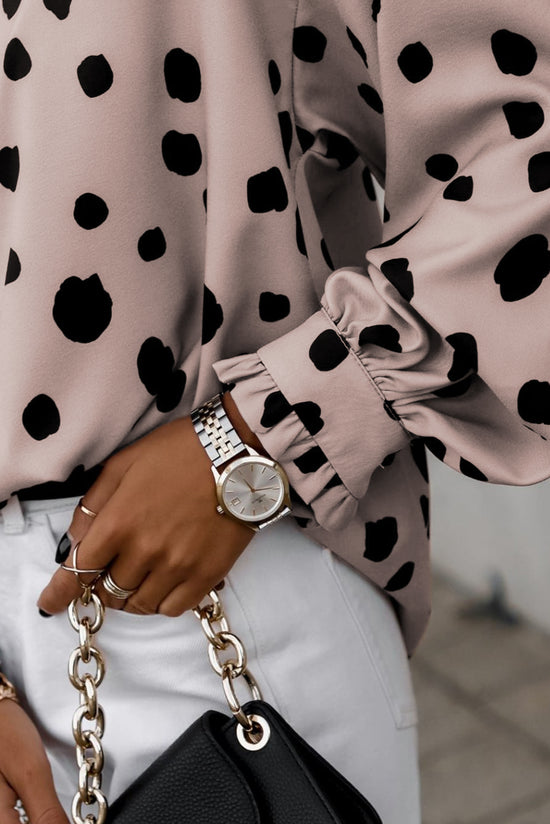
[60,541,106,587]
[78,498,98,519]
[102,571,138,600]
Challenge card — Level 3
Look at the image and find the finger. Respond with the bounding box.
[123,568,187,615]
[156,577,218,617]
[95,560,148,611]
[0,774,21,824]
[17,758,70,824]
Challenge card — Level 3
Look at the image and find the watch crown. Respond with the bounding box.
[216,505,224,515]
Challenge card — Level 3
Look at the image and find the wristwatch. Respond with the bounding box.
[0,672,19,704]
[191,394,291,531]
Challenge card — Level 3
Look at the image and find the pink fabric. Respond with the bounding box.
[1,0,549,652]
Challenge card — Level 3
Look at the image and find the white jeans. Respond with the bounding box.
[0,495,421,823]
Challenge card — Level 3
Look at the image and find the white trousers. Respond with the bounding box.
[0,495,421,823]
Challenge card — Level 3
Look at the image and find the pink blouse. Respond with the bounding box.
[1,0,549,653]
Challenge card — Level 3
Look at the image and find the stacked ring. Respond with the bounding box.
[102,571,138,600]
[78,498,98,519]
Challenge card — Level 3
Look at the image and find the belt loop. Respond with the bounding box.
[2,494,26,534]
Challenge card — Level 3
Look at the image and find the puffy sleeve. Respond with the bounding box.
[214,0,550,531]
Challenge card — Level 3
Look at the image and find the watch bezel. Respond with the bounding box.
[216,454,290,524]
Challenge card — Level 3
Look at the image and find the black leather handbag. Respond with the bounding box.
[67,586,383,824]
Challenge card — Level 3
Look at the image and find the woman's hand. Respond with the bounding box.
[37,396,260,616]
[0,699,70,824]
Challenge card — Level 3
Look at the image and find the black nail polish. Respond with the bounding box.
[38,608,52,618]
[55,532,72,563]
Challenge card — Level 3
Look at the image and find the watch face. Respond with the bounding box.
[220,458,286,523]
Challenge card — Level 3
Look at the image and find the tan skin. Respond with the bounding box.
[1,393,267,823]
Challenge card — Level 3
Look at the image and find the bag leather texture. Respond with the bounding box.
[105,699,383,823]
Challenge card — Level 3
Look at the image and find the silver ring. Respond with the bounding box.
[78,498,97,519]
[102,571,138,600]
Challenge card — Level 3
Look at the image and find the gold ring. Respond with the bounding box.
[61,542,106,579]
[78,498,98,519]
[102,571,138,600]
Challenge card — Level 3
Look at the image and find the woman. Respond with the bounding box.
[1,0,549,821]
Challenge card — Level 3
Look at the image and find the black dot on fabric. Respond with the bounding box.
[247,167,288,213]
[309,329,349,371]
[156,371,187,413]
[261,391,292,427]
[381,452,396,467]
[293,446,328,473]
[293,26,327,63]
[384,561,415,592]
[443,176,473,201]
[296,126,315,153]
[202,284,224,344]
[491,30,537,76]
[358,83,383,114]
[503,102,544,139]
[278,111,293,168]
[420,495,430,534]
[384,400,400,422]
[268,60,281,95]
[398,42,433,83]
[202,189,207,212]
[293,401,324,436]
[162,131,202,176]
[321,238,334,269]
[383,206,390,223]
[259,291,290,322]
[425,154,458,181]
[517,380,550,424]
[4,0,22,19]
[53,273,112,343]
[164,48,201,102]
[446,332,478,382]
[494,234,550,301]
[294,516,311,529]
[359,324,402,353]
[380,258,414,301]
[363,517,398,562]
[528,152,550,193]
[296,209,307,256]
[22,394,60,440]
[322,131,359,171]
[138,227,166,262]
[43,0,72,19]
[137,337,186,413]
[459,458,488,482]
[324,474,343,490]
[363,168,377,201]
[376,219,420,249]
[424,436,446,461]
[5,248,20,284]
[77,54,113,97]
[3,38,31,80]
[410,439,429,483]
[372,0,381,21]
[433,374,474,399]
[0,145,19,191]
[346,27,368,68]
[73,193,109,229]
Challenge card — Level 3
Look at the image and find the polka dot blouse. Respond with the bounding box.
[2,0,550,653]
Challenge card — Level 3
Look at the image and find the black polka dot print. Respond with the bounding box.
[491,30,537,76]
[424,437,447,461]
[323,131,359,170]
[385,562,415,592]
[22,394,60,440]
[410,439,429,483]
[268,60,281,95]
[53,274,113,343]
[381,452,396,468]
[358,83,383,114]
[202,285,224,344]
[433,375,474,399]
[247,167,288,213]
[164,48,201,103]
[528,152,550,192]
[502,102,544,139]
[293,401,324,436]
[3,38,31,81]
[459,458,488,482]
[43,0,72,19]
[309,329,349,371]
[3,0,22,19]
[73,193,109,230]
[363,168,377,201]
[0,145,20,191]
[425,154,459,181]
[5,248,20,284]
[321,237,334,269]
[517,380,550,424]
[259,291,290,322]
[77,54,113,97]
[324,473,343,490]
[376,219,420,249]
[162,131,202,176]
[420,495,430,534]
[372,0,381,21]
[295,208,307,256]
[138,227,166,262]
[346,27,368,68]
[494,234,550,301]
[446,333,478,382]
[137,337,186,413]
[293,26,327,63]
[383,205,390,223]
[278,111,293,168]
[359,324,402,353]
[202,189,207,211]
[364,517,398,562]
[261,391,292,427]
[443,175,473,201]
[398,42,433,83]
[293,445,328,473]
[380,258,414,301]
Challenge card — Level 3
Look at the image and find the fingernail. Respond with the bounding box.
[38,608,52,618]
[55,532,72,563]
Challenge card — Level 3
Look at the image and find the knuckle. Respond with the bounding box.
[34,805,66,824]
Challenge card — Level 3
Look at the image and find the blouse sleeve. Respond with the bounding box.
[214,0,550,531]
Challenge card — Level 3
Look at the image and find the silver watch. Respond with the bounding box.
[191,394,291,531]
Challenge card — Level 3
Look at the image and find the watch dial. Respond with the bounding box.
[222,461,285,522]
